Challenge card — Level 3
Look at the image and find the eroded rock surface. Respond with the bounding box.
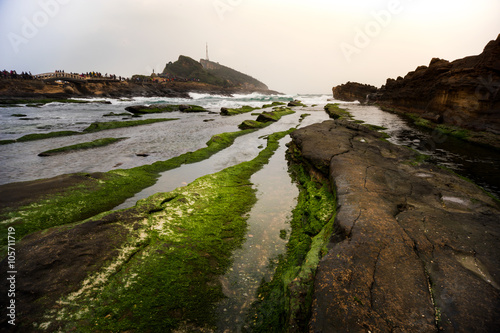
[331,82,378,103]
[374,34,500,133]
[289,120,500,332]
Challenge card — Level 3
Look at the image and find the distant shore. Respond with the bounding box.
[0,79,281,101]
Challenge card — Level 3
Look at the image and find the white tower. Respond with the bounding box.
[206,42,209,61]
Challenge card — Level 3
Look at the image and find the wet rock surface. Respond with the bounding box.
[289,120,500,332]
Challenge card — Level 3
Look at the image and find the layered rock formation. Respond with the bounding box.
[374,34,500,133]
[332,34,500,133]
[332,81,378,103]
[288,120,500,332]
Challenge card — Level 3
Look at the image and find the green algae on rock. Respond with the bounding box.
[262,101,286,109]
[12,130,294,332]
[4,118,179,144]
[38,137,128,156]
[124,104,208,115]
[82,118,178,133]
[380,106,500,150]
[247,140,337,332]
[323,103,352,120]
[16,130,81,142]
[238,107,295,129]
[0,129,256,257]
[220,105,260,116]
[238,119,267,130]
[288,100,307,107]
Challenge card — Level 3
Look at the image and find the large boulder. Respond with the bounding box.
[331,81,378,103]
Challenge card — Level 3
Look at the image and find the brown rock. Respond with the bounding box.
[375,34,500,133]
[332,81,378,103]
[288,120,500,332]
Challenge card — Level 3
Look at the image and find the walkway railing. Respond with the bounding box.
[34,72,119,82]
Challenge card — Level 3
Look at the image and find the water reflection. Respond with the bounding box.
[344,104,500,198]
[216,138,298,332]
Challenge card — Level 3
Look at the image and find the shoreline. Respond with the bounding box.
[0,79,282,102]
[0,105,499,331]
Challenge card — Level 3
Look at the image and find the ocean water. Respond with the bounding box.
[0,93,333,184]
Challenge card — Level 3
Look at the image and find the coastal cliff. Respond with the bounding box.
[0,79,276,100]
[332,81,377,103]
[375,34,500,133]
[332,34,500,133]
[288,120,500,332]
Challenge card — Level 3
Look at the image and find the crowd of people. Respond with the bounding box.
[54,70,121,81]
[1,70,34,80]
[1,69,203,84]
[1,69,124,81]
[82,72,120,80]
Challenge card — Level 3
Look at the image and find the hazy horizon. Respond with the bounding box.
[1,0,499,94]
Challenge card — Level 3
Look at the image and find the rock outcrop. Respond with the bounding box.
[373,34,500,133]
[0,76,278,101]
[199,58,269,91]
[288,120,500,332]
[332,81,378,103]
[162,55,270,92]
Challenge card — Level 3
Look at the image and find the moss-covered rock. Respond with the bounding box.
[2,130,294,332]
[102,112,131,117]
[16,130,81,142]
[125,104,208,115]
[262,101,286,109]
[299,113,311,122]
[238,119,267,130]
[0,128,258,257]
[237,107,295,130]
[125,104,180,114]
[3,118,179,145]
[38,137,128,156]
[247,144,336,332]
[179,104,208,112]
[83,118,178,133]
[220,105,260,116]
[323,103,352,120]
[288,100,306,107]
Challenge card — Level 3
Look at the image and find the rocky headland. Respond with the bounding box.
[288,120,500,332]
[0,55,279,101]
[332,34,500,137]
[331,81,378,103]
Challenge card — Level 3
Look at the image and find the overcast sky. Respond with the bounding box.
[1,0,499,94]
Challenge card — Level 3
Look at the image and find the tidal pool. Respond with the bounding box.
[216,137,298,332]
